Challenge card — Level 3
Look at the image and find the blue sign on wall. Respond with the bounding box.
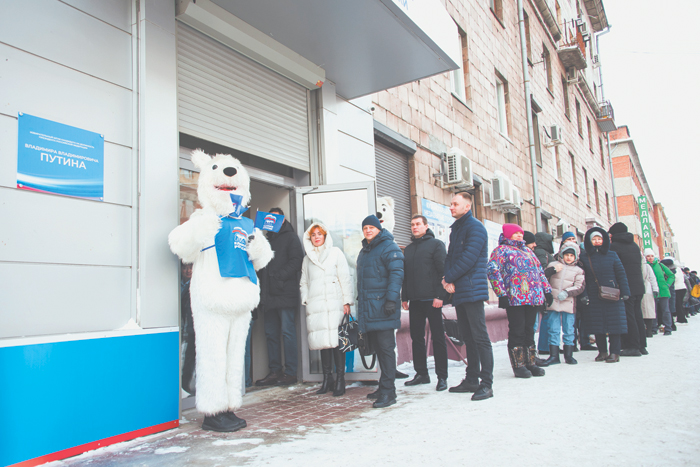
[17,113,105,201]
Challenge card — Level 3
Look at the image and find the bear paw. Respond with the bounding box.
[248,228,274,271]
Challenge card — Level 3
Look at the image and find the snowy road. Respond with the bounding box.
[51,321,700,466]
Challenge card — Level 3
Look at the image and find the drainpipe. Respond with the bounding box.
[607,134,619,221]
[518,0,542,232]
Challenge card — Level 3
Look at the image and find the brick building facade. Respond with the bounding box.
[371,0,615,239]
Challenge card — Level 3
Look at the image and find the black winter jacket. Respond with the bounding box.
[444,210,490,304]
[579,227,631,335]
[260,220,304,310]
[609,232,645,296]
[534,232,555,268]
[401,229,448,302]
[356,229,404,333]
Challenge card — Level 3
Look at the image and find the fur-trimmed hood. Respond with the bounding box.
[584,226,610,255]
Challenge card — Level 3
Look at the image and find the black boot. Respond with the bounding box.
[332,348,346,397]
[525,345,545,376]
[202,411,247,432]
[508,347,532,378]
[316,349,334,394]
[542,345,561,366]
[563,345,578,364]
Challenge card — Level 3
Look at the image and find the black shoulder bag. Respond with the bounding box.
[586,254,621,301]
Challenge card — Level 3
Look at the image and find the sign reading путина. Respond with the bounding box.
[16,113,104,201]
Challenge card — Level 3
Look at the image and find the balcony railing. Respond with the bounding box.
[557,19,587,70]
[596,100,616,132]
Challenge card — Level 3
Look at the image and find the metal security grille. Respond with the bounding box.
[176,22,310,171]
[375,142,412,247]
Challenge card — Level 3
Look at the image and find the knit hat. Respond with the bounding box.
[560,243,580,260]
[644,248,655,257]
[361,215,382,230]
[502,223,524,239]
[661,258,674,267]
[590,231,603,241]
[608,222,628,235]
[561,231,575,242]
[523,231,536,244]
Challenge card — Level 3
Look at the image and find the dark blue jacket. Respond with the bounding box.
[579,227,631,335]
[356,229,404,333]
[444,210,490,304]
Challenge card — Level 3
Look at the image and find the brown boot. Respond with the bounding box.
[594,352,609,362]
[255,370,282,387]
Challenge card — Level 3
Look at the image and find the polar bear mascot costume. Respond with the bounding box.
[376,196,395,233]
[169,149,273,432]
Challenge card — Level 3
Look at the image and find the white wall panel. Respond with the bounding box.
[0,114,18,189]
[338,132,375,177]
[61,0,132,32]
[138,18,179,329]
[0,188,132,266]
[0,0,132,89]
[0,44,133,147]
[103,142,133,206]
[337,99,374,145]
[0,263,131,339]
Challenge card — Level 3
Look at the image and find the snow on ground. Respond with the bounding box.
[240,325,700,466]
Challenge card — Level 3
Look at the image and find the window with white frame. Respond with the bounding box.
[495,72,509,135]
[450,29,469,103]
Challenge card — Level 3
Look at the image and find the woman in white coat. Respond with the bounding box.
[300,222,354,396]
[641,262,659,339]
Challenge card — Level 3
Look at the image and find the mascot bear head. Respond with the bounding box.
[191,149,251,215]
[376,196,395,233]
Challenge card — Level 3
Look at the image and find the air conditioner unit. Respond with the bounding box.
[491,173,513,205]
[566,67,578,83]
[445,147,474,187]
[550,125,562,144]
[511,187,522,209]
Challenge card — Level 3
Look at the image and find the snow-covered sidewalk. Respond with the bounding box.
[50,322,700,466]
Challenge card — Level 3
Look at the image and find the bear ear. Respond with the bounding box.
[384,196,395,208]
[191,149,212,170]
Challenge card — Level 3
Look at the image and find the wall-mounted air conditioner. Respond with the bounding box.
[482,182,493,207]
[445,147,474,188]
[550,125,562,144]
[491,172,513,205]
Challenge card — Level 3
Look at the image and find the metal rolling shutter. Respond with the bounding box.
[375,142,412,247]
[176,22,310,171]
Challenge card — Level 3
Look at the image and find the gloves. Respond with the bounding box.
[384,301,396,317]
[557,290,568,301]
[621,295,629,301]
[544,266,557,279]
[580,296,590,306]
[545,292,554,307]
[653,292,659,299]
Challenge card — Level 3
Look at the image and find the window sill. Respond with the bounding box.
[536,162,543,168]
[573,192,579,198]
[452,92,473,112]
[546,88,555,98]
[555,178,564,186]
[579,132,584,139]
[499,132,514,145]
[590,148,595,154]
[565,114,571,122]
[491,8,506,29]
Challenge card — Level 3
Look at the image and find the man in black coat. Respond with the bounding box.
[401,215,448,392]
[608,222,647,356]
[255,208,304,386]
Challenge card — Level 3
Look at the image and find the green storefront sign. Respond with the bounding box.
[638,195,653,249]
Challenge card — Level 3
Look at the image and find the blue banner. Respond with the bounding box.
[254,211,284,232]
[16,113,104,201]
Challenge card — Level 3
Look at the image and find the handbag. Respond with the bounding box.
[691,283,700,299]
[338,314,358,353]
[357,329,377,370]
[586,254,621,301]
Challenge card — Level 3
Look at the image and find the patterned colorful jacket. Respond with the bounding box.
[487,234,552,306]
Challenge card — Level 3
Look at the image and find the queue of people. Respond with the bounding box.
[183,196,699,410]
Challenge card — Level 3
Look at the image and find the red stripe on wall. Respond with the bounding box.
[10,420,179,467]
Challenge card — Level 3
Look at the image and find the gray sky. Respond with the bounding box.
[599,0,700,268]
